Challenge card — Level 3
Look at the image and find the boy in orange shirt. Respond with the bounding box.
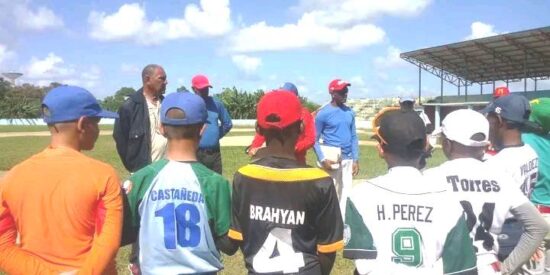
[0,86,123,274]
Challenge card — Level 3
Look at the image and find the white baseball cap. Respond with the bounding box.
[399,95,415,103]
[432,109,489,147]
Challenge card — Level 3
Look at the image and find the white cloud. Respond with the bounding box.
[465,21,498,40]
[23,53,101,89]
[120,63,140,74]
[231,54,262,75]
[376,72,389,81]
[374,46,406,68]
[350,75,369,94]
[297,85,309,94]
[231,17,385,53]
[89,0,232,45]
[26,53,74,79]
[395,84,415,95]
[294,0,432,27]
[14,4,63,30]
[230,0,432,53]
[0,44,15,65]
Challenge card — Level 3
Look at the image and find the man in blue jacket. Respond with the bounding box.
[192,74,233,174]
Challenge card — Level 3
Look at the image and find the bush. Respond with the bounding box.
[100,87,136,112]
[0,81,56,119]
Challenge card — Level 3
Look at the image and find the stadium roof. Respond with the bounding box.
[401,26,550,86]
[423,89,550,105]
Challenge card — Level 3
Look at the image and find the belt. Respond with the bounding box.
[491,261,501,272]
[536,205,550,214]
[199,148,220,153]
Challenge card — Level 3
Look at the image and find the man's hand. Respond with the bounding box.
[247,147,259,157]
[59,270,78,275]
[352,161,359,176]
[530,247,544,262]
[321,159,337,171]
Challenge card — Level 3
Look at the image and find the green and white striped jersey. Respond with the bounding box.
[125,159,231,275]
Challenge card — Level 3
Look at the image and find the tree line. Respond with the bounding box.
[0,80,320,119]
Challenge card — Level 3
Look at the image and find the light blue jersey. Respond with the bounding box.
[126,160,231,274]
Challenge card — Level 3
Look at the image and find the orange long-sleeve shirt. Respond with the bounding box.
[0,146,123,275]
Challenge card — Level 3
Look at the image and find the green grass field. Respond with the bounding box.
[0,132,446,274]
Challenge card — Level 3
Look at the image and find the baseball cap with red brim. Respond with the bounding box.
[256,90,302,130]
[493,86,510,98]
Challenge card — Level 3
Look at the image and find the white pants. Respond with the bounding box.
[327,159,353,218]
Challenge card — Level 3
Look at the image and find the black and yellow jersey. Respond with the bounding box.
[229,156,343,275]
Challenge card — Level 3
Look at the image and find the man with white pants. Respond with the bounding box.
[313,79,359,217]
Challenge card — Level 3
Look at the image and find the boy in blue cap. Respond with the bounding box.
[483,94,542,270]
[0,86,122,274]
[122,92,235,274]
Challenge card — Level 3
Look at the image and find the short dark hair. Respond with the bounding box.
[381,139,425,161]
[162,108,202,139]
[400,101,414,110]
[260,120,301,145]
[142,64,161,82]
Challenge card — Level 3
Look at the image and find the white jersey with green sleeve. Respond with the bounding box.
[424,158,528,267]
[344,167,477,275]
[485,144,538,196]
[126,159,231,275]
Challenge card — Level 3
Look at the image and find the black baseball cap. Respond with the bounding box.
[374,110,426,154]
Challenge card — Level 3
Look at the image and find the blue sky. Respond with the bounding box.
[0,0,549,103]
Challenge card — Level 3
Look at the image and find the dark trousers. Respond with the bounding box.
[197,148,222,175]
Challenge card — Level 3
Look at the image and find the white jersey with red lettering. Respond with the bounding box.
[485,144,538,196]
[424,158,529,267]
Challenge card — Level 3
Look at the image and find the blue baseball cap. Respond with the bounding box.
[281,82,299,95]
[161,92,207,125]
[482,94,531,124]
[42,86,118,124]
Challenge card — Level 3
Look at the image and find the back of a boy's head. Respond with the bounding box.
[256,90,302,140]
[374,110,426,161]
[161,92,207,139]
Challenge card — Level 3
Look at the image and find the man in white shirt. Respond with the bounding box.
[425,109,548,275]
[345,109,477,275]
[482,94,541,267]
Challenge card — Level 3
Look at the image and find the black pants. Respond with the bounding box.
[197,148,222,175]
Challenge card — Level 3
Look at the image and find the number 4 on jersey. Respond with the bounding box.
[252,228,305,274]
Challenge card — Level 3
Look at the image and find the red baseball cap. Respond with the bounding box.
[191,74,212,89]
[493,86,510,98]
[257,90,302,130]
[328,79,351,93]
